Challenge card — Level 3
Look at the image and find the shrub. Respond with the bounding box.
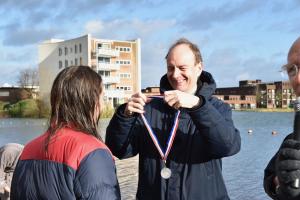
[100,103,115,119]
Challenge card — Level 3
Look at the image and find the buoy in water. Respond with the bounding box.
[248,129,253,134]
[272,131,277,135]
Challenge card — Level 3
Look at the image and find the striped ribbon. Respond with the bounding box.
[141,110,180,161]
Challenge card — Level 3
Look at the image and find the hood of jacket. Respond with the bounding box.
[159,70,216,99]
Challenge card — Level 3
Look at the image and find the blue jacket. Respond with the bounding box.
[11,127,121,200]
[106,71,241,200]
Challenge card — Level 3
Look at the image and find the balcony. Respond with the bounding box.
[102,76,120,84]
[104,89,125,98]
[97,48,119,57]
[97,63,120,71]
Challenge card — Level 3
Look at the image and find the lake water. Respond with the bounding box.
[0,111,294,200]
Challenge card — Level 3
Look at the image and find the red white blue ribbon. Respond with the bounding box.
[147,95,164,99]
[141,110,180,161]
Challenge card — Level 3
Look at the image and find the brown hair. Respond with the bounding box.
[165,38,203,65]
[45,66,103,150]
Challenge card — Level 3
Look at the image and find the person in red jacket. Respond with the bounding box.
[11,66,120,200]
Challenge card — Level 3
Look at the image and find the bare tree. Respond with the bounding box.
[17,67,39,98]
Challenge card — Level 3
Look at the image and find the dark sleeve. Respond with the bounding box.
[74,149,121,200]
[187,97,241,158]
[105,104,142,159]
[264,152,279,199]
[264,134,294,200]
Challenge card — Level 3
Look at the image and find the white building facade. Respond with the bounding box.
[39,34,141,107]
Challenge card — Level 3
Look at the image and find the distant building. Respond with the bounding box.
[0,87,32,103]
[214,85,257,109]
[214,80,295,109]
[39,34,141,107]
[274,81,295,108]
[142,87,160,96]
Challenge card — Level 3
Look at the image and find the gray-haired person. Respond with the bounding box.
[0,143,23,200]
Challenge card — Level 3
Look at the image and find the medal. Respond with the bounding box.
[161,167,172,179]
[141,108,180,180]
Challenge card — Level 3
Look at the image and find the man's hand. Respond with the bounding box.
[276,139,300,199]
[125,92,151,116]
[164,90,201,109]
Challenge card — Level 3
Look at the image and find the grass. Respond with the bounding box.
[0,101,9,117]
[8,99,40,118]
[0,99,116,119]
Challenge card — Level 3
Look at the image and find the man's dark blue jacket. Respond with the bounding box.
[106,71,241,200]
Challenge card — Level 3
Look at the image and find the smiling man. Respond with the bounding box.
[106,38,241,200]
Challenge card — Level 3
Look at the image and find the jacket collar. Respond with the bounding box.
[159,71,216,99]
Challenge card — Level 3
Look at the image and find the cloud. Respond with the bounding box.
[204,47,286,87]
[84,21,104,35]
[236,72,250,82]
[180,0,265,31]
[271,0,300,13]
[206,48,242,69]
[3,26,60,46]
[4,51,35,62]
[83,18,176,40]
[0,0,43,11]
[27,11,51,25]
[0,64,32,86]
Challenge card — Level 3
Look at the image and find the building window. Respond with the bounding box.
[98,43,110,49]
[116,46,131,52]
[116,86,132,91]
[75,58,78,66]
[59,61,63,69]
[75,45,77,53]
[0,91,9,97]
[70,47,73,53]
[120,73,131,78]
[79,44,82,53]
[65,60,68,68]
[80,57,82,65]
[98,57,110,63]
[71,60,73,65]
[59,48,62,56]
[116,60,131,65]
[98,70,110,77]
[65,47,68,55]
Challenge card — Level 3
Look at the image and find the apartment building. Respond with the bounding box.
[214,85,257,109]
[39,34,141,107]
[214,80,295,109]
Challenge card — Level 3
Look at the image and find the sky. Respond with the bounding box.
[0,0,299,88]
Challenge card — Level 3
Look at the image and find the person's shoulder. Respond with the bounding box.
[209,96,231,110]
[61,128,109,152]
[0,143,24,152]
[284,133,294,140]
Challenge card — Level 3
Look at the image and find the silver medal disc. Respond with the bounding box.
[161,167,172,179]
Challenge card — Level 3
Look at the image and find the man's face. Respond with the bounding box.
[288,41,300,96]
[166,44,202,94]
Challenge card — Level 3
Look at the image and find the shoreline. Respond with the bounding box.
[233,108,293,112]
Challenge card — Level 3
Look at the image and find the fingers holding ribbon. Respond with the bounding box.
[164,90,182,110]
[164,90,200,109]
[125,92,148,116]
